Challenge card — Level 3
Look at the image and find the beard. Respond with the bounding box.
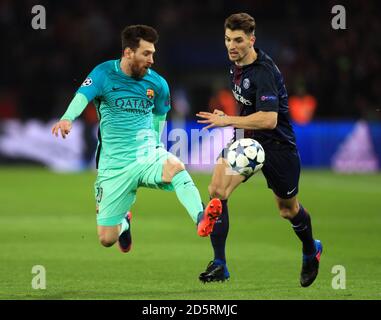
[130,62,148,79]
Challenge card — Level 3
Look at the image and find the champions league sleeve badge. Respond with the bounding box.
[81,77,93,87]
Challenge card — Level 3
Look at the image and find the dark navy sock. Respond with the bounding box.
[290,205,315,255]
[210,199,229,263]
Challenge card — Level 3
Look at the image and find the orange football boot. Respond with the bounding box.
[197,198,222,237]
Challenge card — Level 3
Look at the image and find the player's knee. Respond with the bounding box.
[163,160,185,183]
[172,161,185,174]
[277,198,299,220]
[278,203,298,220]
[279,208,294,220]
[99,235,117,247]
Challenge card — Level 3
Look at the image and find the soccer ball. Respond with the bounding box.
[227,138,265,177]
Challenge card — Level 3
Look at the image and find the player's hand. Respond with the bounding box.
[196,111,229,130]
[213,109,225,116]
[51,120,72,139]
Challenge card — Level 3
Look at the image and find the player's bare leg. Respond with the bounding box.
[200,157,244,283]
[97,225,120,247]
[274,195,323,287]
[208,157,245,200]
[162,156,185,183]
[274,195,299,219]
[97,210,132,253]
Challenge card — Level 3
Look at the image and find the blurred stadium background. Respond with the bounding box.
[0,0,380,300]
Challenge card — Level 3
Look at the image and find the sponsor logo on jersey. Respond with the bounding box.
[146,89,155,99]
[232,90,252,106]
[81,77,93,87]
[115,96,153,114]
[260,95,277,101]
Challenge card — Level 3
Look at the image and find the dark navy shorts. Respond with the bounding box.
[220,140,301,199]
[261,143,301,199]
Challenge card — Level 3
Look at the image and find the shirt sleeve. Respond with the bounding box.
[76,65,105,102]
[60,93,89,121]
[255,66,279,112]
[153,76,171,115]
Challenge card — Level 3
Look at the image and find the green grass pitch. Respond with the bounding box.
[0,167,380,300]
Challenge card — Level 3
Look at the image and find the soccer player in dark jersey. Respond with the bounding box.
[196,13,323,287]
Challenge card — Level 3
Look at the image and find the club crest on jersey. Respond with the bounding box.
[146,89,155,99]
[81,77,93,87]
[243,78,250,89]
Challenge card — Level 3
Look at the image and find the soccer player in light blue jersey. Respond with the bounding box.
[52,25,222,253]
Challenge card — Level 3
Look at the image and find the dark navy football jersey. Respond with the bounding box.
[229,48,296,148]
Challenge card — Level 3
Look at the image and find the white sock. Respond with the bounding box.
[119,216,129,236]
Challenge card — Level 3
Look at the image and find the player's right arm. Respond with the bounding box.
[52,66,104,139]
[197,65,278,130]
[51,93,88,138]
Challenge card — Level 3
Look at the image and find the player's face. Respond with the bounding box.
[129,39,155,78]
[225,28,255,64]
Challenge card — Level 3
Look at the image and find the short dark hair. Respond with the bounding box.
[224,13,256,35]
[121,25,159,51]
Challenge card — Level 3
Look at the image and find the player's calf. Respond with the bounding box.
[167,159,204,224]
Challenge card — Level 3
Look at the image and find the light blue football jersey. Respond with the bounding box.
[77,59,171,169]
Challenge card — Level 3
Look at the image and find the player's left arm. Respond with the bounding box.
[152,76,171,143]
[197,66,278,130]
